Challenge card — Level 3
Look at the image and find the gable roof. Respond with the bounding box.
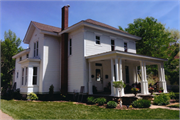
[32,21,61,33]
[84,19,131,36]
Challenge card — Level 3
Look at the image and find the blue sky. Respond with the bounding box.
[0,0,179,49]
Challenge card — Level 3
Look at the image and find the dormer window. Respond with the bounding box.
[96,36,100,44]
[111,39,115,51]
[34,41,38,57]
[124,42,127,52]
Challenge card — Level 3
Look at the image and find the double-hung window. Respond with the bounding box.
[22,68,24,85]
[69,39,72,55]
[20,57,22,61]
[96,36,100,44]
[124,42,127,52]
[33,67,37,85]
[34,41,38,57]
[25,67,28,85]
[111,39,115,51]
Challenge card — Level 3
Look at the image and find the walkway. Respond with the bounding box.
[0,110,14,120]
[150,105,180,111]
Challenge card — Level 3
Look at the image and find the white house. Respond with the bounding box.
[12,5,168,97]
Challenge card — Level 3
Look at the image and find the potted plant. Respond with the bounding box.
[113,81,126,97]
[159,87,163,93]
[131,87,139,96]
[149,87,154,95]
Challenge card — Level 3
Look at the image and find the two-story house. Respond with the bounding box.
[12,5,167,97]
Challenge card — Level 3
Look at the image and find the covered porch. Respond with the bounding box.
[86,50,168,97]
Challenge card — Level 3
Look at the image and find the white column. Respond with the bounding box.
[111,59,115,96]
[140,61,146,94]
[115,58,119,81]
[118,58,124,97]
[27,65,33,86]
[159,63,167,93]
[88,62,93,94]
[143,62,149,94]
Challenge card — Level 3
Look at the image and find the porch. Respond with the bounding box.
[86,50,168,97]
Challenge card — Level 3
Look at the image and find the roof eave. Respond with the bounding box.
[12,49,30,59]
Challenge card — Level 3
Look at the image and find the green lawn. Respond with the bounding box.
[1,99,179,119]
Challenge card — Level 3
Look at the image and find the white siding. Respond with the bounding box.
[68,28,85,93]
[42,35,60,93]
[85,27,137,56]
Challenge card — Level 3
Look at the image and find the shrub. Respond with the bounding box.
[168,92,176,99]
[49,84,54,95]
[153,93,170,105]
[87,97,96,104]
[27,92,38,101]
[132,99,151,108]
[96,97,106,105]
[107,101,117,108]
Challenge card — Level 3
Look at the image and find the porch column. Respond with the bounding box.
[118,58,124,97]
[88,62,93,94]
[140,61,146,94]
[143,62,150,94]
[159,63,167,93]
[115,58,120,96]
[111,58,115,96]
[27,65,33,87]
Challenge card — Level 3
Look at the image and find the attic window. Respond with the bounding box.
[124,42,127,52]
[111,39,115,51]
[96,36,100,44]
[34,41,39,57]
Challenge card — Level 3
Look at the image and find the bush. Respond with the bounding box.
[132,99,151,108]
[87,97,96,104]
[49,84,54,95]
[96,97,106,105]
[168,92,176,99]
[153,93,170,105]
[27,92,38,101]
[107,101,117,108]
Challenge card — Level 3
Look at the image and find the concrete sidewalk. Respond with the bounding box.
[150,105,180,111]
[0,110,14,120]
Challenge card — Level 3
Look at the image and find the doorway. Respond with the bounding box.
[94,66,103,92]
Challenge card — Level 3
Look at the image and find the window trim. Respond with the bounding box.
[95,35,101,45]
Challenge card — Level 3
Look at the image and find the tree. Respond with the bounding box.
[119,17,179,84]
[1,30,23,87]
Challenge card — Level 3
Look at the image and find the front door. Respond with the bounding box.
[94,66,103,92]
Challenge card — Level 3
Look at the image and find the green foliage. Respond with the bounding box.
[87,97,96,104]
[119,17,179,84]
[168,92,176,99]
[96,97,106,105]
[153,93,170,105]
[132,99,151,108]
[1,30,24,87]
[168,104,179,108]
[113,81,126,88]
[49,84,54,95]
[107,101,117,108]
[27,92,38,101]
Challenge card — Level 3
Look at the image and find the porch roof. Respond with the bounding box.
[86,50,168,62]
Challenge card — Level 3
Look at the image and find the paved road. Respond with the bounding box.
[0,110,14,120]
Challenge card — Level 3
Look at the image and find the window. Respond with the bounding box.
[124,42,127,52]
[33,67,37,85]
[96,36,100,44]
[20,57,22,61]
[96,69,101,81]
[111,39,115,51]
[26,54,29,58]
[22,68,24,85]
[25,67,28,85]
[34,42,36,57]
[34,41,38,57]
[69,39,72,55]
[17,72,18,78]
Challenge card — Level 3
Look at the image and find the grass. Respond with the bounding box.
[1,99,179,119]
[168,104,180,108]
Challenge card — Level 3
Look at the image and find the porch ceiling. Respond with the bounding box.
[86,50,167,64]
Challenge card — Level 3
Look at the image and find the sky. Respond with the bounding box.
[0,0,179,49]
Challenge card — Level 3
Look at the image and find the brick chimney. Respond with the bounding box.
[61,5,70,30]
[61,5,70,95]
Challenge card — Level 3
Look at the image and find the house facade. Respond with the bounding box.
[12,5,168,96]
